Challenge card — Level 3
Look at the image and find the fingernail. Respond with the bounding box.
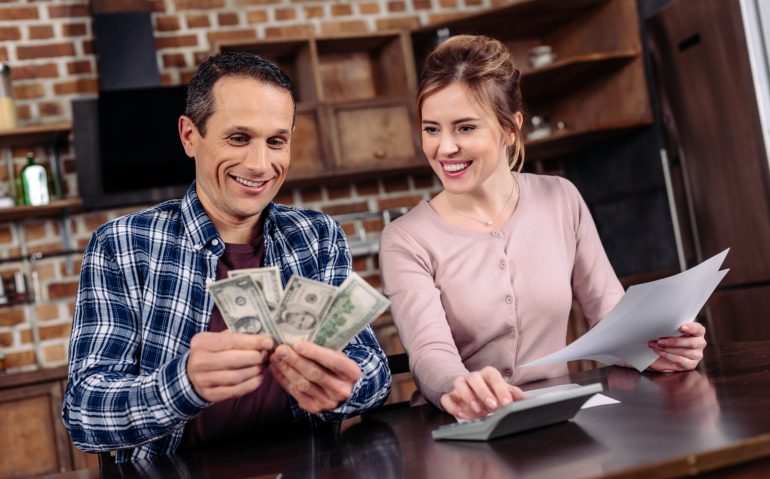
[471,401,482,413]
[502,396,513,405]
[295,342,306,353]
[485,398,498,409]
[260,338,272,349]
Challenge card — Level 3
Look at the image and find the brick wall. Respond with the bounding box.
[0,0,511,401]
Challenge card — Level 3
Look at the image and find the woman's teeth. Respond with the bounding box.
[443,162,470,172]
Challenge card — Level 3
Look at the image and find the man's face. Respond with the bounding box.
[179,76,294,227]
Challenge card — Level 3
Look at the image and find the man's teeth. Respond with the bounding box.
[234,177,266,187]
[444,162,470,172]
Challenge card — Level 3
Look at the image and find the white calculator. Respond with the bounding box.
[431,382,603,441]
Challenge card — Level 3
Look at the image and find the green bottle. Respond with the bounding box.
[20,152,50,206]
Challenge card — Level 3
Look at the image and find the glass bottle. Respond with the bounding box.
[0,63,17,130]
[21,152,50,206]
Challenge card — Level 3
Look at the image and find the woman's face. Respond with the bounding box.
[420,83,514,195]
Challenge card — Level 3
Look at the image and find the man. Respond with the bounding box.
[63,52,391,462]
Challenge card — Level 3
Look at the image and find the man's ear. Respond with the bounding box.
[178,115,197,158]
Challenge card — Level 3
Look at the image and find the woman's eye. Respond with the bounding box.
[458,125,476,133]
[422,126,438,135]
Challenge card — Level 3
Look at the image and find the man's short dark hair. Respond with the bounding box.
[185,51,296,136]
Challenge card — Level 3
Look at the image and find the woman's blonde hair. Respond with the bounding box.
[416,34,525,171]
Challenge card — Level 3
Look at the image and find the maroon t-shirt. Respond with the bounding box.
[182,232,293,449]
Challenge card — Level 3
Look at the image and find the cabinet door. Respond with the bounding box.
[287,110,326,181]
[333,104,419,171]
[0,381,72,477]
[707,287,770,342]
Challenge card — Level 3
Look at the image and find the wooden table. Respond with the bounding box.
[58,342,770,478]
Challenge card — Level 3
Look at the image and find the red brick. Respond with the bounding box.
[218,12,239,26]
[413,0,432,9]
[273,190,294,205]
[383,177,409,192]
[387,1,406,13]
[359,3,380,14]
[0,332,11,348]
[160,72,175,86]
[331,4,352,16]
[23,222,47,241]
[48,4,90,18]
[327,184,352,200]
[16,42,76,60]
[355,180,380,196]
[376,16,419,31]
[235,0,280,4]
[187,14,210,28]
[10,63,58,81]
[48,281,79,300]
[0,46,7,62]
[427,12,468,25]
[83,39,94,55]
[340,221,356,236]
[298,186,322,202]
[36,303,60,322]
[59,257,83,278]
[321,201,369,216]
[174,0,225,10]
[246,10,268,23]
[352,256,368,272]
[0,6,39,21]
[0,26,21,41]
[43,344,67,363]
[150,0,167,12]
[62,23,88,37]
[363,217,384,232]
[207,29,257,47]
[13,83,44,100]
[29,24,54,39]
[34,263,57,283]
[439,0,457,6]
[304,6,323,19]
[3,350,37,369]
[0,225,12,244]
[464,0,482,5]
[156,15,180,32]
[39,323,71,341]
[155,34,199,49]
[20,328,32,344]
[67,60,92,75]
[40,101,62,117]
[412,172,436,188]
[0,307,25,326]
[163,53,187,68]
[84,213,109,233]
[264,24,313,39]
[67,302,75,317]
[54,78,99,95]
[320,20,368,36]
[274,7,296,21]
[377,194,423,210]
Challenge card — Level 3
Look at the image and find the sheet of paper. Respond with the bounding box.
[523,383,619,409]
[522,249,729,372]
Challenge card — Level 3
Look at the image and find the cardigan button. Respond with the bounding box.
[504,368,513,377]
[505,295,513,304]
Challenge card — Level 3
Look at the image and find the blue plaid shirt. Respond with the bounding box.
[63,183,391,462]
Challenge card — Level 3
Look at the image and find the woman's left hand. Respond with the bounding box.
[648,322,707,372]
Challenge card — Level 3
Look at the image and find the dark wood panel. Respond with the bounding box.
[707,286,770,342]
[647,0,770,285]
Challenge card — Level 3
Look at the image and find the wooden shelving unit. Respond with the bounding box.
[0,122,71,148]
[0,198,83,222]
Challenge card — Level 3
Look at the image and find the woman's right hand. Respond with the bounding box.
[440,366,525,420]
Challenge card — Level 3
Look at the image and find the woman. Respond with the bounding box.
[379,35,707,420]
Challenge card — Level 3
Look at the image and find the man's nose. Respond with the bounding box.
[243,143,270,171]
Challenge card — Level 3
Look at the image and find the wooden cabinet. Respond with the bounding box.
[0,367,98,478]
[215,31,422,183]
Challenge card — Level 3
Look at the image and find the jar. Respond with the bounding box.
[0,63,17,130]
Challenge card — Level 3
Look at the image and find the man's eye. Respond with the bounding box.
[229,134,250,145]
[268,137,288,148]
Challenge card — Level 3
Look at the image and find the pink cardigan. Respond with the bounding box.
[379,173,624,407]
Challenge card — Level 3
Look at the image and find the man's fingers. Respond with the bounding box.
[189,349,268,372]
[271,363,338,414]
[197,374,264,403]
[273,345,355,403]
[192,331,273,352]
[292,341,361,383]
[194,365,263,389]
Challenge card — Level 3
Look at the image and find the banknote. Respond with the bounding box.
[228,266,283,311]
[312,273,390,351]
[207,275,282,342]
[272,276,337,344]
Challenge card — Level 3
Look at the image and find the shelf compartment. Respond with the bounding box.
[525,120,653,161]
[331,99,420,172]
[0,198,83,223]
[521,50,638,102]
[217,39,319,103]
[287,109,327,181]
[317,33,413,102]
[0,123,71,149]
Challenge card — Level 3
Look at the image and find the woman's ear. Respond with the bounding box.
[514,111,523,130]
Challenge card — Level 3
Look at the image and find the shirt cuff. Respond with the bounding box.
[155,351,210,421]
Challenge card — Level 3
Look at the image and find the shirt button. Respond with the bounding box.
[499,261,506,269]
[505,295,513,304]
[504,368,513,377]
[205,278,214,285]
[211,239,220,246]
[193,244,202,251]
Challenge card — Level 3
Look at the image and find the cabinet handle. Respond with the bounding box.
[373,149,386,159]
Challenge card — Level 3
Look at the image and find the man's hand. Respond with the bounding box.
[269,340,361,414]
[187,331,273,403]
[648,322,707,372]
[440,367,525,420]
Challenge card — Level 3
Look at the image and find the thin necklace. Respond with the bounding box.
[447,174,519,226]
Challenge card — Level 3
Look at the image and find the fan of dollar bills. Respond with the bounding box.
[206,268,390,351]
